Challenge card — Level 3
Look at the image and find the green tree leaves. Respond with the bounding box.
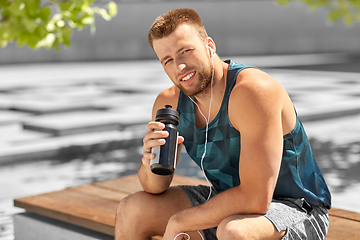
[0,0,117,50]
[276,0,360,26]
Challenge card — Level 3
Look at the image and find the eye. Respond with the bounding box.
[183,49,192,54]
[164,58,173,65]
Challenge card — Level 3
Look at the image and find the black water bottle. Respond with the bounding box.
[150,105,179,175]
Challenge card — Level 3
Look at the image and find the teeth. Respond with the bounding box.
[182,72,194,81]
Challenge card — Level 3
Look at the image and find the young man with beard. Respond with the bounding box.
[115,8,331,240]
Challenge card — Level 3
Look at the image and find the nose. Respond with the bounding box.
[178,63,186,71]
[176,59,186,73]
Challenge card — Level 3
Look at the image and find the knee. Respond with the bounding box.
[116,195,132,225]
[216,216,252,240]
[116,191,150,222]
[116,195,131,219]
[217,216,238,240]
[115,192,150,239]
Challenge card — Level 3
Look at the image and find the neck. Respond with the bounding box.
[192,57,228,126]
[194,57,227,106]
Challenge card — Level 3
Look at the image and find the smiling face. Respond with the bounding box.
[153,24,213,97]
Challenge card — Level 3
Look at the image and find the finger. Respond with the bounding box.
[141,153,155,165]
[143,129,169,146]
[144,139,166,152]
[178,136,185,144]
[143,152,155,159]
[147,121,165,131]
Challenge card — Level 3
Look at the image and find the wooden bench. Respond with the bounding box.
[14,174,360,239]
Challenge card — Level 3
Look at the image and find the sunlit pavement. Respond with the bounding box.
[1,54,360,239]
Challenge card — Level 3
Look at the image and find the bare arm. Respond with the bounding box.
[138,86,183,194]
[162,69,289,239]
[138,121,174,194]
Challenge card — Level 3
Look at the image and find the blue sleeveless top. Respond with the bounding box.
[176,60,331,209]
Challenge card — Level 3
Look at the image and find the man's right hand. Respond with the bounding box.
[142,121,168,167]
[142,121,185,167]
[139,121,184,193]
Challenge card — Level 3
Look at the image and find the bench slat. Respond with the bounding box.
[328,207,360,222]
[328,215,360,239]
[14,188,118,235]
[94,174,144,194]
[70,184,129,202]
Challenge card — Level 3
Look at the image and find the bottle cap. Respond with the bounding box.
[155,105,179,125]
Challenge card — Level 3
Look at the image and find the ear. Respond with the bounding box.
[207,37,216,55]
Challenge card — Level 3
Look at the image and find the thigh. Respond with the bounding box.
[264,198,329,240]
[132,186,193,218]
[116,186,204,239]
[217,214,286,240]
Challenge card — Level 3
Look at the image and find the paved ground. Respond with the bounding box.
[1,54,360,239]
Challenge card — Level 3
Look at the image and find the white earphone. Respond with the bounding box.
[180,45,214,240]
[209,47,214,57]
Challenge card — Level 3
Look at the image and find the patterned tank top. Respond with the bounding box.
[176,60,331,208]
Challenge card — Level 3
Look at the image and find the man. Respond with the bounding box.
[115,8,331,240]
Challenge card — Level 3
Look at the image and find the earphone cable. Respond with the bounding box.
[176,53,215,240]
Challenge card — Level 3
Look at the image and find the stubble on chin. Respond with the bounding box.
[180,63,213,97]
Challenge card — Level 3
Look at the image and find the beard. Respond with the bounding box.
[177,58,213,97]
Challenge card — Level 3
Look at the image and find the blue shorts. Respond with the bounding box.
[179,185,329,240]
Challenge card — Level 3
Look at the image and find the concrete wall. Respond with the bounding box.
[1,1,360,64]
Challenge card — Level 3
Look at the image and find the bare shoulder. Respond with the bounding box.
[228,68,291,131]
[231,68,284,108]
[152,85,180,119]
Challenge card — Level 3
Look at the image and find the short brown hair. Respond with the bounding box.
[148,8,208,48]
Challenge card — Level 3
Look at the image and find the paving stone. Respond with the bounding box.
[0,94,18,109]
[0,111,46,148]
[22,110,150,136]
[268,69,360,122]
[0,61,167,88]
[97,81,171,94]
[304,113,360,144]
[90,93,156,110]
[0,129,145,165]
[0,129,50,147]
[15,86,107,101]
[230,53,351,68]
[0,111,31,125]
[8,99,95,115]
[104,81,172,93]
